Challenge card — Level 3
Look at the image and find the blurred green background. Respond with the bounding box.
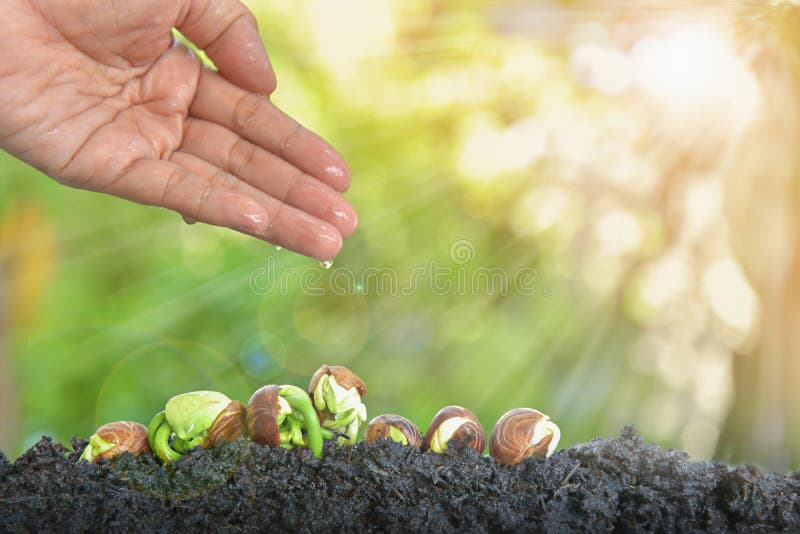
[2,0,800,470]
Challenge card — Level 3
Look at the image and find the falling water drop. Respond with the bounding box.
[319,260,334,270]
[274,245,282,251]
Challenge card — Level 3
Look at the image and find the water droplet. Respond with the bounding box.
[274,245,282,251]
[325,165,345,178]
[319,260,334,270]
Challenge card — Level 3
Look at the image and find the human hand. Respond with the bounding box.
[0,0,356,260]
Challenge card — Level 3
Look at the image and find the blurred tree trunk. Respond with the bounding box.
[718,29,800,469]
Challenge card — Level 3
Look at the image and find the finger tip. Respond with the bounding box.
[266,70,278,95]
[208,17,277,96]
[315,225,343,261]
[321,144,351,190]
[220,64,277,97]
[258,67,277,96]
[323,164,351,192]
[337,207,358,239]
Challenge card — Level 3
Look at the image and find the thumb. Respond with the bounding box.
[178,0,277,95]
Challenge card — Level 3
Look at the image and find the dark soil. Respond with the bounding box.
[1,426,798,532]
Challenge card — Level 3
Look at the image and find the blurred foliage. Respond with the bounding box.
[2,0,800,470]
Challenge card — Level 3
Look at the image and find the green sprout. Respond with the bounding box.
[147,391,247,464]
[389,426,408,444]
[81,434,115,462]
[309,365,367,446]
[247,384,325,458]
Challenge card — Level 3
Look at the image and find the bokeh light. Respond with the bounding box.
[258,289,370,376]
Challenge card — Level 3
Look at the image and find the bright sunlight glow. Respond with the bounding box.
[631,26,760,124]
[309,0,396,74]
[702,258,760,342]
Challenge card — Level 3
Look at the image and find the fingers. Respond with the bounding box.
[168,152,343,260]
[108,156,342,259]
[106,158,270,237]
[178,0,276,95]
[190,70,351,192]
[181,118,357,238]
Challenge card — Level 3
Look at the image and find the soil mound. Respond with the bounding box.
[1,426,798,532]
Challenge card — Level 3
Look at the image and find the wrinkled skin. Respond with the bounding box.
[0,0,357,260]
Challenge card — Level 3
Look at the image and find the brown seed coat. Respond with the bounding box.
[489,408,554,465]
[206,400,247,447]
[308,365,367,398]
[94,421,151,461]
[365,414,423,447]
[246,385,282,446]
[423,406,486,453]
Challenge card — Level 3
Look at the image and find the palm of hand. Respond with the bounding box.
[0,0,355,260]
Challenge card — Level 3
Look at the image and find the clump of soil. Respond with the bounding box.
[1,426,798,532]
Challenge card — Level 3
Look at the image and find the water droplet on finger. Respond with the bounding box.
[319,260,334,270]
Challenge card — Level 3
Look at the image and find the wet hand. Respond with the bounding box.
[0,0,356,260]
